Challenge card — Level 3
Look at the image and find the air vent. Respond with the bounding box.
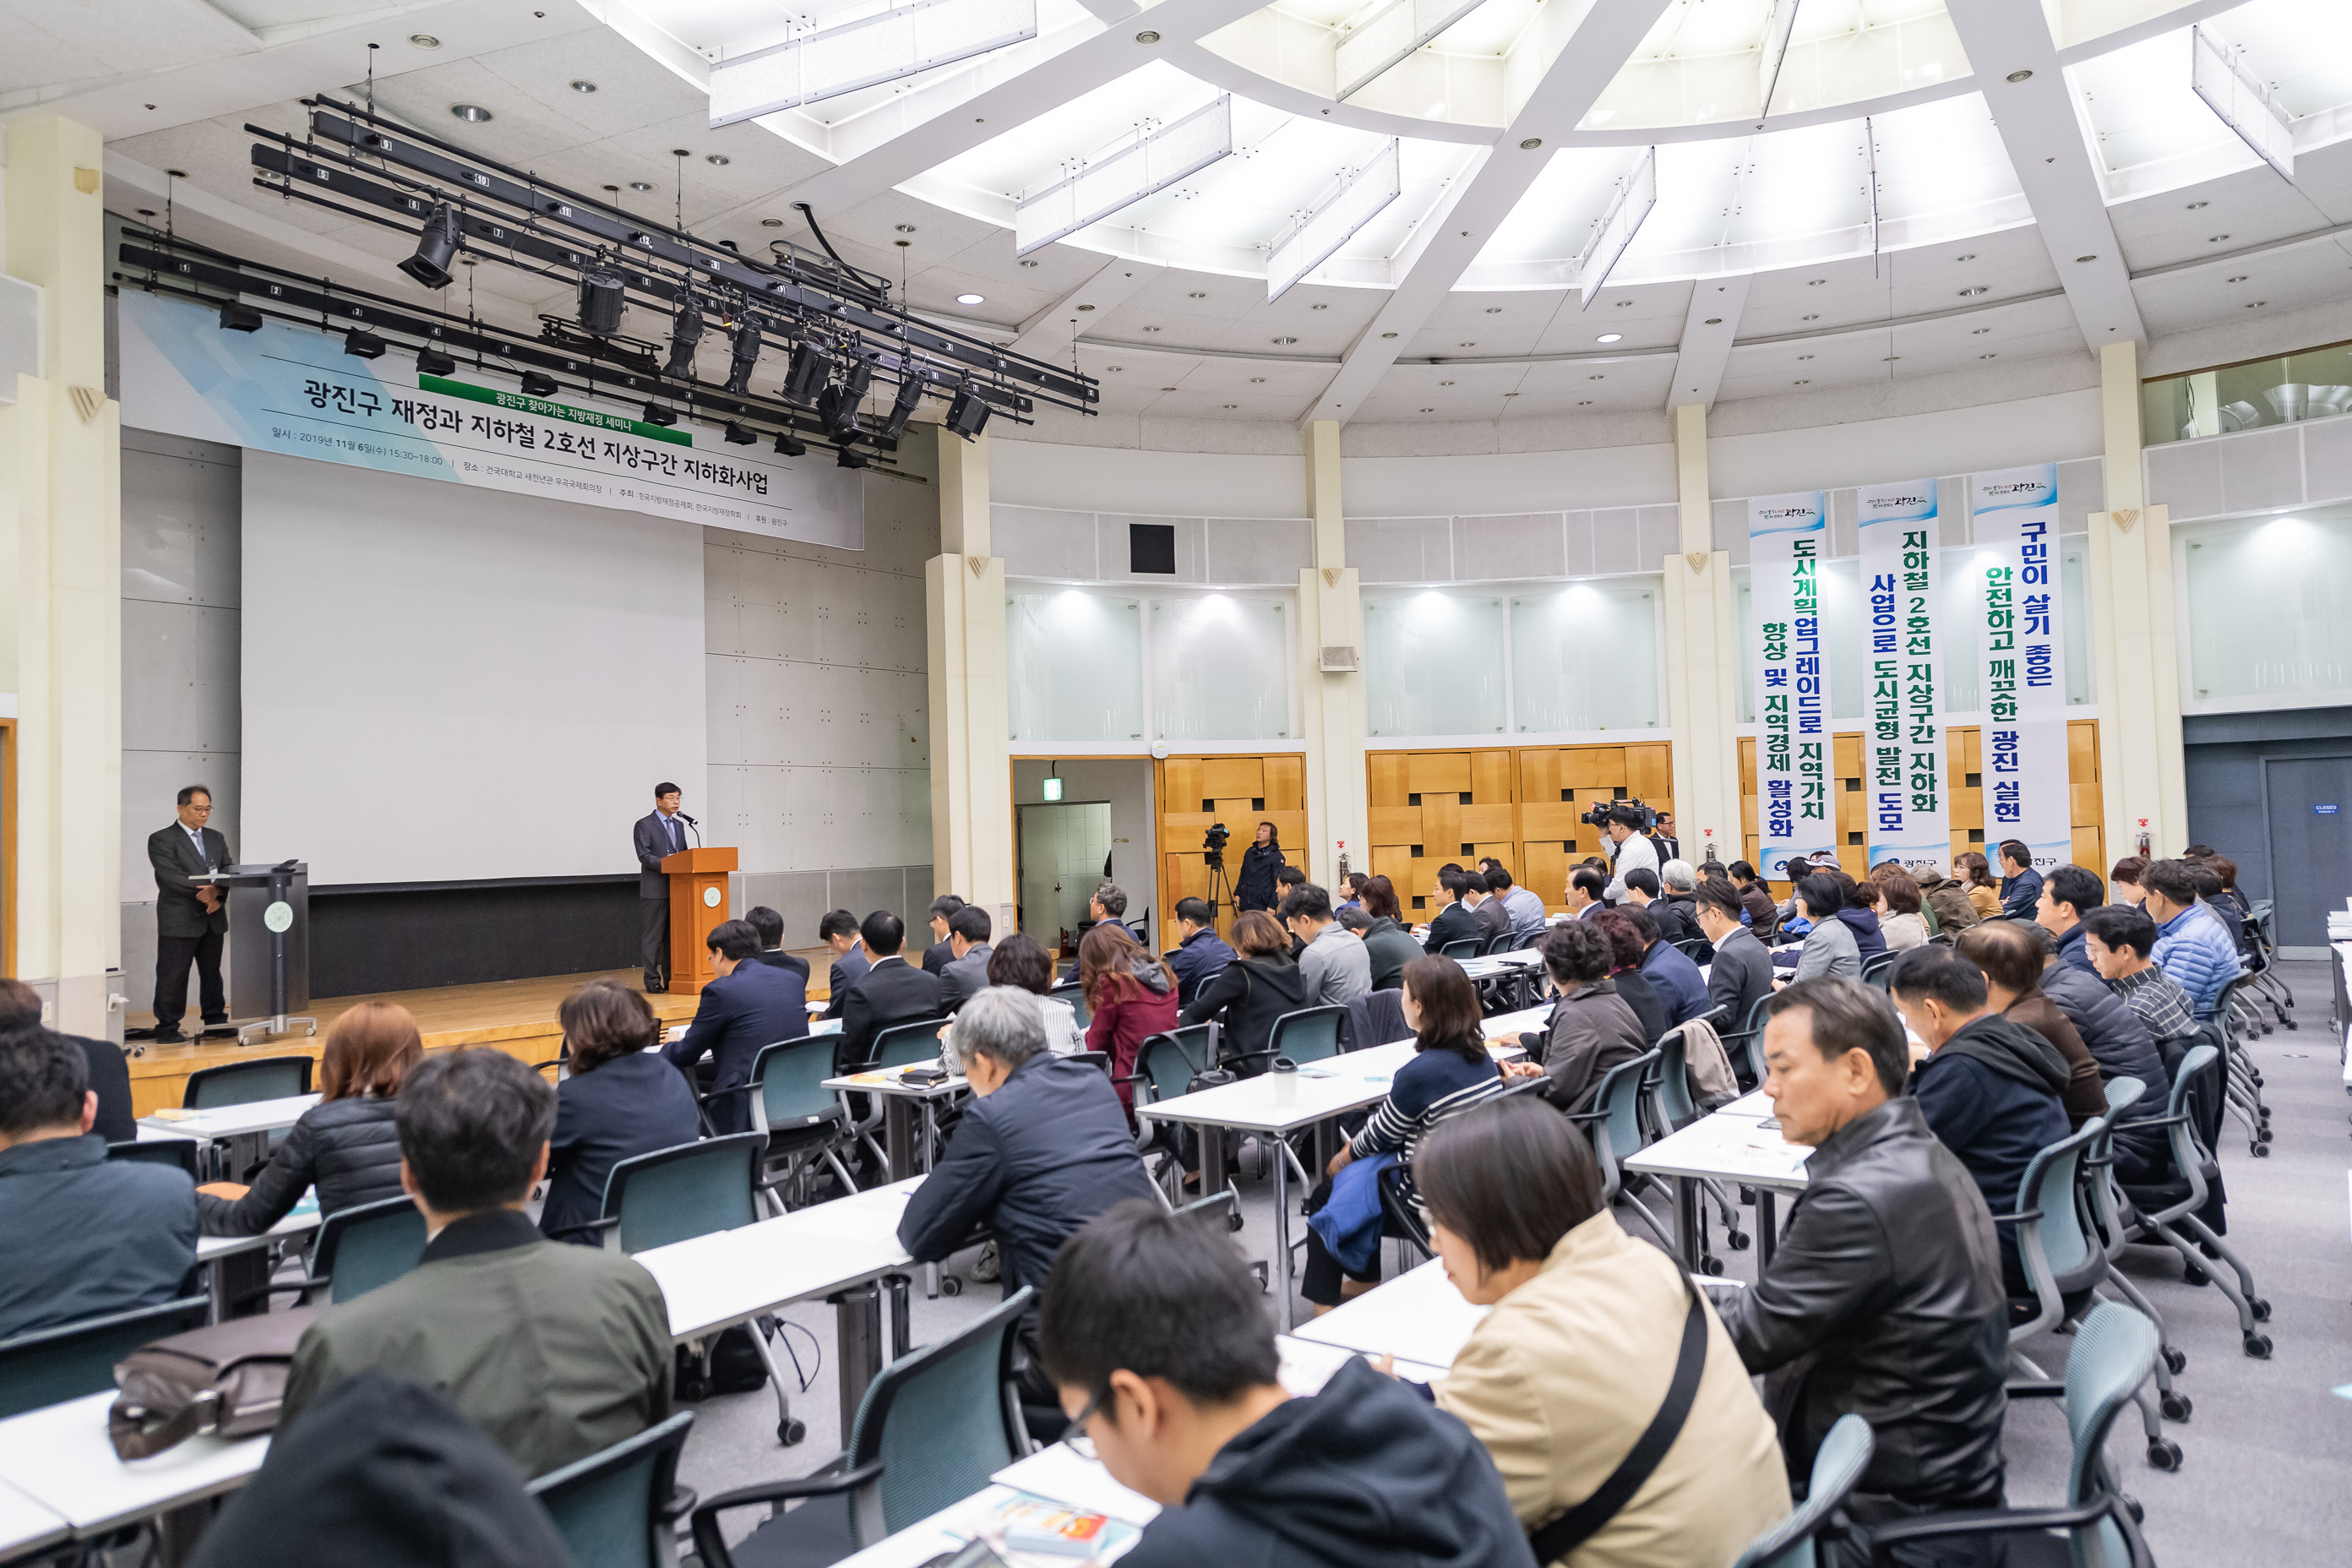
[1319,645,1360,672]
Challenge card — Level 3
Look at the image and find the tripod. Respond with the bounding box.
[1204,854,1236,918]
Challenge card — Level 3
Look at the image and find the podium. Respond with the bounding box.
[663,847,738,996]
[196,861,316,1044]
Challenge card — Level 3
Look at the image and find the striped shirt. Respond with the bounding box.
[1350,1042,1508,1179]
[2107,965,2197,1045]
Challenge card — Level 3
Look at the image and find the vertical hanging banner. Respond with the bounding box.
[1750,492,1834,879]
[1858,481,1946,876]
[1970,464,2072,871]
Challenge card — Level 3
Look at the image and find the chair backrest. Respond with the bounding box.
[749,1035,849,1133]
[2006,1119,2104,1340]
[108,1138,201,1182]
[603,1133,767,1253]
[1649,1028,1701,1132]
[313,1194,430,1304]
[2081,1078,2145,1262]
[0,1296,210,1419]
[1133,1030,1209,1106]
[1343,988,1410,1052]
[1586,1048,1659,1179]
[1048,981,1091,1030]
[1671,936,1712,962]
[868,1018,950,1072]
[1267,1005,1346,1067]
[1481,931,1522,957]
[527,1409,694,1568]
[2061,1304,2160,1565]
[1438,938,1481,961]
[1730,1413,1875,1568]
[847,1288,1033,1546]
[183,1054,313,1109]
[1068,1050,1112,1077]
[1375,1162,1432,1256]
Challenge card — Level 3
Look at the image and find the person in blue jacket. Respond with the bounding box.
[1995,841,2045,921]
[2141,860,2242,1018]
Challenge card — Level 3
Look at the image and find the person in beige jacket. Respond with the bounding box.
[1414,1097,1788,1568]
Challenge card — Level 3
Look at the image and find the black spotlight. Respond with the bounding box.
[945,387,990,440]
[879,374,924,438]
[343,329,388,360]
[773,431,807,457]
[520,370,560,397]
[399,204,461,289]
[819,361,872,437]
[416,346,457,378]
[724,421,758,445]
[218,302,263,333]
[661,297,705,378]
[836,447,869,470]
[578,263,627,336]
[781,341,830,405]
[723,320,762,396]
[642,400,677,427]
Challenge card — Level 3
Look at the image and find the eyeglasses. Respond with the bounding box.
[1058,1388,1105,1460]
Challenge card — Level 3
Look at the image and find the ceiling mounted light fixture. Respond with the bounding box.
[783,342,830,404]
[837,448,869,469]
[450,104,493,122]
[774,431,806,456]
[416,346,456,378]
[218,302,263,332]
[724,420,757,444]
[1956,253,1976,261]
[577,261,627,335]
[706,154,730,166]
[520,370,559,397]
[724,320,762,395]
[399,204,461,289]
[1380,331,1397,338]
[880,374,925,438]
[760,217,783,226]
[2076,254,2098,263]
[642,400,677,426]
[1596,333,1622,343]
[1273,335,1297,344]
[629,181,654,192]
[1135,30,1159,43]
[570,79,596,93]
[2187,200,2208,210]
[662,297,705,378]
[819,362,872,437]
[342,328,387,359]
[2208,234,2231,242]
[1520,138,1542,150]
[945,387,990,439]
[409,33,439,48]
[956,292,984,305]
[2006,69,2033,82]
[1958,286,1988,297]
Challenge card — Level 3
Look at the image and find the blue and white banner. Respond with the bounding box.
[117,289,863,548]
[1857,481,1946,877]
[1750,491,1834,880]
[1969,464,2071,872]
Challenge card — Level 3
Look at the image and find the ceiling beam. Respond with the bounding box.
[1008,256,1165,360]
[1943,0,2147,351]
[1303,0,1677,425]
[1665,273,1752,410]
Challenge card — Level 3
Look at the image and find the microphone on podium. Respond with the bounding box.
[678,813,702,846]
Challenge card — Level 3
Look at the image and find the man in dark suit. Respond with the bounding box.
[662,920,807,1135]
[835,911,944,1072]
[937,906,996,1013]
[147,784,232,1044]
[632,783,693,993]
[1462,872,1511,942]
[743,906,810,983]
[1418,869,1481,954]
[1696,882,1774,1040]
[818,909,868,1020]
[922,896,966,975]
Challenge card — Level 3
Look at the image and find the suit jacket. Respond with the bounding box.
[74,1035,137,1143]
[633,811,690,899]
[920,938,955,975]
[662,960,808,1135]
[542,1054,705,1243]
[836,956,945,1073]
[1423,901,1480,955]
[1467,897,1511,942]
[750,948,810,982]
[149,822,231,939]
[821,946,873,1020]
[938,944,994,1012]
[1707,927,1777,1036]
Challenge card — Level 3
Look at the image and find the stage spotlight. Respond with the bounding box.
[218,302,263,333]
[723,320,762,396]
[781,341,830,405]
[819,361,872,437]
[661,297,704,378]
[399,204,461,289]
[416,346,457,377]
[879,374,923,438]
[945,387,990,440]
[773,430,807,457]
[642,400,677,427]
[343,329,388,360]
[520,370,559,397]
[578,262,627,336]
[836,447,869,470]
[724,420,757,444]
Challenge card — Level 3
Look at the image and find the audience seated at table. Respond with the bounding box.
[1502,923,1647,1116]
[1303,956,1507,1311]
[2029,934,2172,1181]
[195,1001,417,1236]
[1078,923,1179,1114]
[541,982,701,1245]
[1417,1097,1790,1567]
[830,910,945,1073]
[1956,852,2002,921]
[1778,874,1860,983]
[985,934,1087,1056]
[1913,864,1984,935]
[922,894,966,975]
[2082,904,2199,1062]
[1654,859,1707,949]
[1728,860,1778,929]
[816,906,869,1019]
[1887,947,2071,1301]
[1695,882,1774,1032]
[1287,882,1371,1005]
[0,1025,196,1340]
[1863,872,1929,952]
[2033,866,2104,974]
[0,978,133,1143]
[1704,977,2010,1567]
[1463,871,1513,943]
[1994,841,2044,921]
[1587,909,1671,1044]
[1622,868,1698,948]
[1166,896,1237,1006]
[1355,876,1422,992]
[1481,859,1550,945]
[1620,904,1711,1029]
[662,918,808,1135]
[1038,1200,1538,1568]
[1420,868,1483,952]
[2140,859,2240,1019]
[2182,858,2252,961]
[1952,923,2104,1125]
[1180,911,1307,1077]
[282,1048,672,1478]
[1832,874,1887,965]
[1564,865,1609,923]
[936,905,997,1014]
[742,904,810,982]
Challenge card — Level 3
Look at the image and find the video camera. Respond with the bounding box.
[1577,797,1657,834]
[1203,821,1230,868]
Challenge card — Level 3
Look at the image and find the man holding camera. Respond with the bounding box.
[1601,807,1658,906]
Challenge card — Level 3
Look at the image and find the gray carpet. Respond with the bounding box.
[675,959,2352,1561]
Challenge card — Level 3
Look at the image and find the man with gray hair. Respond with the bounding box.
[1658,858,1705,949]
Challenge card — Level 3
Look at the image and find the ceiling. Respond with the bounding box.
[17,0,2352,438]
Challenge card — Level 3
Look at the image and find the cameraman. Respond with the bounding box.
[1600,806,1658,906]
[1233,821,1286,913]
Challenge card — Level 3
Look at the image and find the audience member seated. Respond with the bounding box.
[1774,857,1816,925]
[1462,871,1513,942]
[2202,852,2255,919]
[1288,882,1371,1004]
[1304,957,1508,1311]
[1654,859,1706,946]
[2030,936,2172,1182]
[283,1048,672,1479]
[1870,869,1930,950]
[1954,923,2104,1125]
[1952,852,1998,920]
[1180,912,1308,1076]
[1832,876,1887,964]
[936,905,997,1013]
[197,1002,417,1236]
[1696,882,1774,1032]
[1338,873,1370,911]
[1914,865,1984,935]
[0,978,133,1142]
[1418,1098,1789,1565]
[1502,923,1646,1114]
[922,894,966,974]
[1729,860,1778,929]
[816,907,869,1020]
[1079,923,1179,1114]
[1062,883,1133,977]
[1588,908,1671,1044]
[831,910,945,1072]
[2082,905,2198,1057]
[662,918,808,1134]
[1779,874,1860,983]
[1888,948,2070,1300]
[2033,865,2104,976]
[2107,856,2148,908]
[1421,868,1483,952]
[742,905,809,981]
[1039,1200,1535,1568]
[1620,903,1711,1028]
[1482,860,1550,945]
[1620,868,1691,946]
[2141,859,2240,1019]
[541,983,701,1244]
[900,988,1159,1418]
[1994,841,2043,920]
[1166,897,1236,1007]
[0,1026,196,1340]
[1356,876,1423,991]
[1706,977,2009,1565]
[987,934,1087,1056]
[1565,865,1609,923]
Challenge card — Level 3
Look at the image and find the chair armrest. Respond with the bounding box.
[661,1485,699,1524]
[1865,1500,2134,1567]
[542,1217,619,1243]
[226,1275,329,1309]
[689,1458,886,1567]
[2004,1379,2064,1400]
[1987,1206,2044,1228]
[700,1081,761,1104]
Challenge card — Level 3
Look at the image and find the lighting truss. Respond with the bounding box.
[1579,146,1657,309]
[1266,140,1400,302]
[1334,0,1486,102]
[710,0,1038,125]
[1015,97,1233,255]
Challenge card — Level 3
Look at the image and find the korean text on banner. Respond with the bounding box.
[1750,492,1834,880]
[1857,482,1946,877]
[1969,464,2069,871]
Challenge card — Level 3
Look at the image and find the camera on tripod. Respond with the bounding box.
[1578,798,1657,833]
[1202,821,1230,868]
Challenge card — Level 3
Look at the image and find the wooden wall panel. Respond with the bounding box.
[1369,753,1412,808]
[1151,756,1313,944]
[1264,755,1306,811]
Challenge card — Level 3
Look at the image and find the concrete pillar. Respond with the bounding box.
[2087,340,2187,862]
[1660,403,1740,868]
[924,427,1013,913]
[1297,420,1367,885]
[2,116,122,1027]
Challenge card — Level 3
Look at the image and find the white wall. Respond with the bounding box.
[1709,388,2105,498]
[1011,758,1158,943]
[992,438,1310,516]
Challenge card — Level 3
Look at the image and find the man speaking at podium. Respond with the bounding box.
[147,784,231,1043]
[634,783,694,994]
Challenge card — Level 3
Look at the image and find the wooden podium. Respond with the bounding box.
[662,846,738,996]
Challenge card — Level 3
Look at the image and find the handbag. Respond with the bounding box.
[108,1306,320,1458]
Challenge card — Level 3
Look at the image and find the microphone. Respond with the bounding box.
[679,814,702,847]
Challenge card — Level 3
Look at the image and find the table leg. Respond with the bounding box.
[1200,1125,1228,1205]
[1670,1175,1701,1271]
[1757,1190,1779,1271]
[886,1274,912,1360]
[830,1282,884,1424]
[883,1098,917,1182]
[1271,1132,1294,1333]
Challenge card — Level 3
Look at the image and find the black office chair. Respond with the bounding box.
[107,1138,201,1182]
[182,1055,312,1108]
[0,1296,210,1420]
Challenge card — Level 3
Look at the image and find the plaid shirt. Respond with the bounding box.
[2109,964,2197,1043]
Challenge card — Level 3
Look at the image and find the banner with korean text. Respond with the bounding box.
[1968,464,2071,873]
[1750,491,1834,880]
[1857,481,1947,876]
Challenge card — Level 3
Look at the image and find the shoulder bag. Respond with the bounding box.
[108,1306,319,1458]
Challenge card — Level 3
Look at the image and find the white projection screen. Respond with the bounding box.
[241,450,707,885]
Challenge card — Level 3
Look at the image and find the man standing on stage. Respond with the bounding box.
[634,783,693,994]
[148,785,231,1043]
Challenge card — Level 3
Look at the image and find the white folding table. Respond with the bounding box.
[137,1095,318,1146]
[1625,1109,1812,1270]
[821,1064,966,1183]
[1288,1256,1492,1371]
[0,1478,68,1561]
[0,1391,268,1542]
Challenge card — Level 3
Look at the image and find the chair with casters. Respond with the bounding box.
[1375,1160,1434,1270]
[0,1296,210,1420]
[107,1138,201,1182]
[1173,1186,1242,1233]
[1563,1048,1675,1255]
[231,1193,428,1311]
[689,1288,1036,1568]
[708,1036,861,1209]
[1862,1304,2160,1568]
[526,1409,696,1568]
[2114,1045,2273,1360]
[1119,1026,1217,1201]
[1859,951,1899,992]
[1647,1026,1748,1257]
[1718,995,1773,1092]
[1729,1413,1874,1568]
[2209,976,2271,1154]
[2079,1079,2192,1418]
[182,1055,313,1109]
[1437,937,1483,961]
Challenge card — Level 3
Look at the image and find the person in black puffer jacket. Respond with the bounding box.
[1179,911,1307,1075]
[1231,821,1288,913]
[196,1003,417,1235]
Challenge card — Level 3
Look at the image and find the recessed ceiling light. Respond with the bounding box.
[1142,324,1160,331]
[601,183,619,192]
[1798,354,1814,360]
[1135,29,1160,42]
[630,181,654,191]
[1703,317,1722,324]
[1075,304,1094,312]
[1588,374,1604,380]
[894,239,911,248]
[1225,404,1240,410]
[2246,300,2268,308]
[1020,259,1039,267]
[1578,400,1592,406]
[1956,253,1976,261]
[1438,379,1455,385]
[760,217,783,226]
[1249,377,1266,383]
[2187,200,2208,210]
[1614,300,1632,307]
[1881,355,1901,362]
[1596,333,1623,343]
[1380,331,1398,338]
[570,79,596,93]
[1187,291,1206,298]
[2208,234,2231,242]
[1794,378,1810,384]
[1310,302,1329,310]
[1106,366,1123,372]
[1503,391,1518,396]
[956,293,985,305]
[1958,286,1989,297]
[1460,341,1476,347]
[1484,307,1502,314]
[1806,278,1826,286]
[2006,69,2033,83]
[450,104,493,122]
[409,33,440,48]
[1520,138,1543,150]
[2075,253,2097,263]
[1160,386,1177,391]
[1802,313,1820,321]
[1419,406,1435,412]
[706,154,730,166]
[136,208,155,217]
[1973,327,1992,334]
[2226,275,2249,283]
[896,224,916,233]
[1273,336,1297,344]
[1979,353,1998,359]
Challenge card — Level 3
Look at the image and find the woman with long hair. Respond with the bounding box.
[1233,820,1286,913]
[1355,874,1421,991]
[1179,909,1305,1075]
[1077,921,1179,1114]
[542,980,702,1243]
[1957,850,2001,918]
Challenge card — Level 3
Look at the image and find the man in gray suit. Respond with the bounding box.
[937,906,996,1012]
[632,782,693,993]
[147,784,232,1044]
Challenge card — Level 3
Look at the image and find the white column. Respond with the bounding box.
[1660,403,1740,867]
[1298,420,1367,885]
[925,427,1014,912]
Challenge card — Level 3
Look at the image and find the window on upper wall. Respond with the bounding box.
[1148,593,1293,743]
[1356,579,1663,738]
[2141,340,2352,445]
[1362,590,1506,738]
[2182,505,2352,709]
[1508,583,1661,732]
[1006,589,1144,743]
